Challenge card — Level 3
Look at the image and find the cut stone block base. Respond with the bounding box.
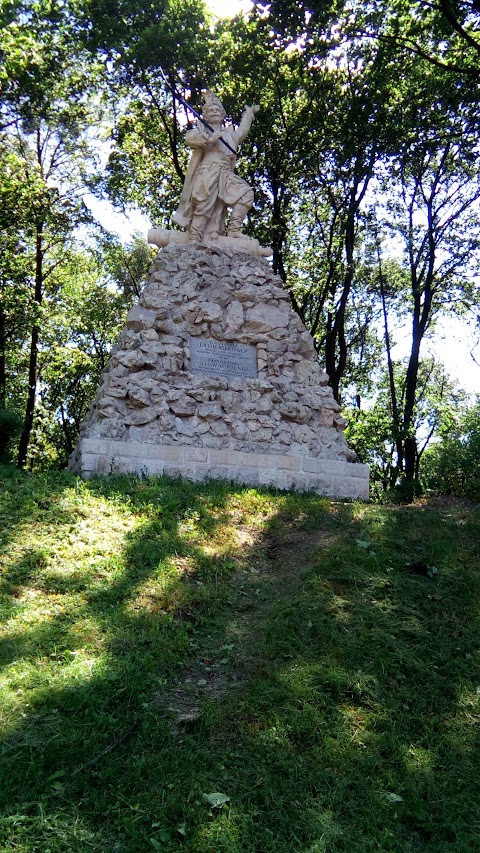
[75,437,369,500]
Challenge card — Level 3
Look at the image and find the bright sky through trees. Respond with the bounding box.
[206,0,252,17]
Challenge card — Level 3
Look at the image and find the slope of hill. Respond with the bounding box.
[1,466,479,852]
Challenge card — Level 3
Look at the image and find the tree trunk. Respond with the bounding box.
[271,180,288,284]
[17,226,43,466]
[324,206,355,402]
[377,243,404,473]
[270,180,304,319]
[402,305,426,480]
[322,151,377,401]
[0,299,6,409]
[403,255,434,480]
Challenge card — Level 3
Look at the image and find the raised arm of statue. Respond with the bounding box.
[235,104,260,145]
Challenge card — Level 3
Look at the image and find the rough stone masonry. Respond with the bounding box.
[69,243,369,499]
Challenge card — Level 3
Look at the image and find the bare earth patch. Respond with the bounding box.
[157,528,337,730]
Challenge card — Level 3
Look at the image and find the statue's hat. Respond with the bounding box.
[203,90,226,117]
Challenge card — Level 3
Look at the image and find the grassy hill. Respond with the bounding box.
[1,466,479,852]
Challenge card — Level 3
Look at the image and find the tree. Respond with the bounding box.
[421,397,480,499]
[33,247,132,466]
[0,0,105,466]
[380,72,480,479]
[361,0,480,81]
[345,358,467,498]
[258,0,480,80]
[99,232,155,301]
[250,1,480,483]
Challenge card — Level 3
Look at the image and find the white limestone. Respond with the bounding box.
[69,243,369,499]
[172,91,259,244]
[74,437,369,499]
[148,228,272,259]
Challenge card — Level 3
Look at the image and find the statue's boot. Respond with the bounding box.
[189,215,208,241]
[227,203,251,238]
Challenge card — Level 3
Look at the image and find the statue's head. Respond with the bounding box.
[202,90,226,123]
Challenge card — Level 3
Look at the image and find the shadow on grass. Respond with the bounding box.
[1,473,480,852]
[0,470,238,673]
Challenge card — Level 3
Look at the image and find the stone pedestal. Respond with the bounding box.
[69,244,369,499]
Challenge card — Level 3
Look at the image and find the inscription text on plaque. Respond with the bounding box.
[190,337,257,379]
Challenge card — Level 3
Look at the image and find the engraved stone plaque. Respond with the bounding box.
[190,337,257,379]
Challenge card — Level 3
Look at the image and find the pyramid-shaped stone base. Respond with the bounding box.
[69,244,368,499]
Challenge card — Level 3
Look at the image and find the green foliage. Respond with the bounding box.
[79,0,214,221]
[388,474,424,504]
[422,399,480,499]
[344,404,398,499]
[363,0,480,84]
[78,0,209,79]
[0,408,23,462]
[344,358,466,498]
[100,232,155,300]
[245,0,480,478]
[0,0,126,466]
[29,248,133,469]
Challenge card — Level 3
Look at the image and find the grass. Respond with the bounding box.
[0,464,479,852]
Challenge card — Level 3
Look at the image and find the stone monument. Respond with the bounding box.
[69,92,369,499]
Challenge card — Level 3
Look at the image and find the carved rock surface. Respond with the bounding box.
[70,244,367,496]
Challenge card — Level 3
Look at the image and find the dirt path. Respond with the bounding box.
[157,526,336,731]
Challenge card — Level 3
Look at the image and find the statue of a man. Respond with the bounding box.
[172,91,260,242]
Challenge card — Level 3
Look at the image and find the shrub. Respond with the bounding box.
[422,401,480,500]
[0,408,23,463]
